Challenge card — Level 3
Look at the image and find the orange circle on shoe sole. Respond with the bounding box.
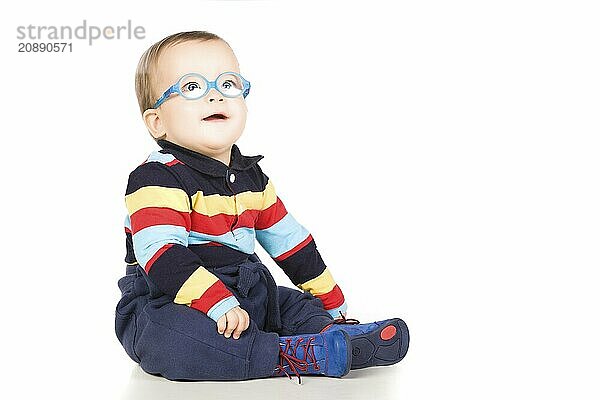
[380,325,397,341]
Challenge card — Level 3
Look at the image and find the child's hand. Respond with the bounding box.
[217,306,250,339]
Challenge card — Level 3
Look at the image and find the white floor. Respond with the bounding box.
[118,363,405,400]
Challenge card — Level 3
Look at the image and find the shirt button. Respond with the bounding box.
[229,173,236,183]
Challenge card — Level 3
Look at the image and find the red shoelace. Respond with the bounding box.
[332,311,361,325]
[319,311,361,333]
[273,336,319,384]
[275,313,362,383]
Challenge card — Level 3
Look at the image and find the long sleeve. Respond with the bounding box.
[254,173,347,318]
[125,161,240,322]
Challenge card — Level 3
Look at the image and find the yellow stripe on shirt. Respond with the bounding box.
[262,180,277,210]
[297,267,336,295]
[191,192,237,216]
[125,186,190,215]
[174,266,219,306]
[190,180,277,216]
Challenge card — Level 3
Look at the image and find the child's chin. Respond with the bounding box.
[197,125,242,144]
[201,134,237,148]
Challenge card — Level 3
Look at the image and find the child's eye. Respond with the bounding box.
[221,80,234,89]
[182,82,201,92]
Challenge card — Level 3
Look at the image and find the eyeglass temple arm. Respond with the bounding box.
[153,85,177,109]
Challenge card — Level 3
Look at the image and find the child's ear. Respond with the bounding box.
[142,108,166,140]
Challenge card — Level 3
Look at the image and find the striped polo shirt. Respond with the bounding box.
[123,139,347,323]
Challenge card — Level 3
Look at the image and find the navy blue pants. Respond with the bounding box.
[115,253,335,381]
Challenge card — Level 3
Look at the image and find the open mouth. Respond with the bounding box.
[203,113,228,121]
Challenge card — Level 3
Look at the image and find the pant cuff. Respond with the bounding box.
[247,329,280,379]
[294,315,334,335]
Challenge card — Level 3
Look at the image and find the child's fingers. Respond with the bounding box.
[241,309,250,332]
[217,314,226,334]
[224,310,239,338]
[232,309,248,339]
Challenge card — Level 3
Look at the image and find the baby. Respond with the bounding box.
[115,31,409,383]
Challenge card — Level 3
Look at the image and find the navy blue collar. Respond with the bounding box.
[157,139,264,177]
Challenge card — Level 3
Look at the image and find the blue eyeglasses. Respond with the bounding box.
[152,71,251,109]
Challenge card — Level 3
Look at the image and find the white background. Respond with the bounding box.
[2,1,599,399]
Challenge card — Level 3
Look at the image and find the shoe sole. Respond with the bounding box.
[341,330,353,377]
[348,318,409,369]
[326,330,353,377]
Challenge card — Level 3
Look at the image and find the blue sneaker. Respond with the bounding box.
[272,329,352,384]
[320,314,410,370]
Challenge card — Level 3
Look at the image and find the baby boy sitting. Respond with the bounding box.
[115,31,409,383]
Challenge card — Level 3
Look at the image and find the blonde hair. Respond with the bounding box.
[134,31,228,141]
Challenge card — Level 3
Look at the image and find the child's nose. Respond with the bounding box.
[207,88,224,102]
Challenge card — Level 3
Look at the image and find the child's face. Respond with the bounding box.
[144,39,247,159]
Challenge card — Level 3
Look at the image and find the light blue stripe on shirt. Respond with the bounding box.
[124,214,131,230]
[206,296,241,322]
[146,151,176,164]
[255,212,310,258]
[189,227,256,254]
[132,224,189,267]
[325,301,348,319]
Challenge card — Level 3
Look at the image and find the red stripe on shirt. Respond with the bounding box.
[190,280,234,314]
[315,284,345,310]
[255,197,288,230]
[144,243,174,273]
[165,159,183,167]
[274,234,313,261]
[190,209,261,236]
[130,207,191,234]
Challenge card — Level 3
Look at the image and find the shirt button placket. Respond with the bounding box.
[226,170,240,238]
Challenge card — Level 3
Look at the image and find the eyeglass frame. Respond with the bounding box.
[152,71,251,109]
